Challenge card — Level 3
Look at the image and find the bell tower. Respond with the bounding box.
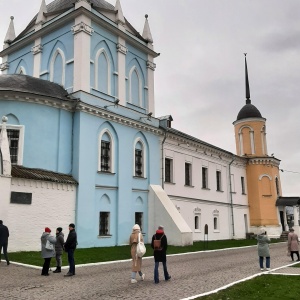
[233,54,282,237]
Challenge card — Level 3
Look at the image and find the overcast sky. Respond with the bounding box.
[1,0,300,196]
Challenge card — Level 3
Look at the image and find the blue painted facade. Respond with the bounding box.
[0,1,161,247]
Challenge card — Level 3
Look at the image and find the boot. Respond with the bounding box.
[53,266,61,273]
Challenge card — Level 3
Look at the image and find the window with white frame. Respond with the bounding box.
[165,158,173,183]
[135,212,143,232]
[194,207,201,231]
[216,170,222,191]
[241,176,246,194]
[213,209,219,231]
[135,141,143,177]
[99,211,110,236]
[202,167,208,189]
[185,162,192,186]
[100,135,111,172]
[0,125,24,165]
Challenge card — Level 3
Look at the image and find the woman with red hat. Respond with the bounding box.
[41,227,56,276]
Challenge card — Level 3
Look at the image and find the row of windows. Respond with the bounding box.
[165,158,247,194]
[99,211,143,236]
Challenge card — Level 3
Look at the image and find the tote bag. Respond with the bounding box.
[136,233,146,257]
[45,239,54,251]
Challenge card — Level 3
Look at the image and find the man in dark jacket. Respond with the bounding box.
[0,220,10,265]
[64,223,77,276]
[151,225,171,284]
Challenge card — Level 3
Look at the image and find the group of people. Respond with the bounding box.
[41,223,77,277]
[257,227,300,271]
[129,224,171,284]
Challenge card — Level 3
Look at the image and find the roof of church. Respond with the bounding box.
[12,165,78,185]
[0,74,70,100]
[47,0,114,13]
[236,102,263,121]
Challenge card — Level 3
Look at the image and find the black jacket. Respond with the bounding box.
[64,229,77,251]
[0,224,9,244]
[151,230,168,262]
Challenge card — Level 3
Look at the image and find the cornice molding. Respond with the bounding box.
[116,43,127,55]
[248,157,280,167]
[146,60,156,71]
[71,21,94,35]
[0,62,9,71]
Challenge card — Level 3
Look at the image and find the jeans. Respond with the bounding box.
[42,257,51,275]
[259,256,270,268]
[55,253,62,267]
[131,271,143,279]
[67,249,75,274]
[0,243,9,263]
[154,261,170,283]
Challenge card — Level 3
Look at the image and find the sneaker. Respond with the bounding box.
[266,268,270,271]
[131,279,137,284]
[64,272,73,277]
[260,268,264,271]
[141,274,145,281]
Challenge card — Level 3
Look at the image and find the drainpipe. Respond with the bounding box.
[229,156,235,237]
[161,129,167,189]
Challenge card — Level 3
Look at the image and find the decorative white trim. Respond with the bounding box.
[98,129,115,173]
[50,47,66,87]
[129,66,142,107]
[31,44,43,55]
[71,22,94,35]
[95,49,111,95]
[146,60,156,71]
[0,62,9,71]
[116,43,128,55]
[17,66,26,75]
[259,174,272,181]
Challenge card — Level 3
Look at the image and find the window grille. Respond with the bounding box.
[7,129,19,164]
[99,211,110,235]
[101,141,110,171]
[135,149,143,176]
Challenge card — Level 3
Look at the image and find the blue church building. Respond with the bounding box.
[0,0,173,247]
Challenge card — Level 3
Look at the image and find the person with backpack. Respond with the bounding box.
[151,225,171,284]
[129,224,145,283]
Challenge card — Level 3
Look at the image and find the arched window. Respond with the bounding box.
[95,49,111,94]
[129,66,142,107]
[260,174,272,196]
[50,48,65,86]
[213,209,220,231]
[98,130,114,172]
[135,141,143,177]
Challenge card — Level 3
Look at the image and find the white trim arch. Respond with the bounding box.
[95,48,111,95]
[133,137,147,177]
[259,174,272,181]
[129,66,142,107]
[50,47,66,86]
[238,125,255,155]
[17,66,26,75]
[98,129,115,173]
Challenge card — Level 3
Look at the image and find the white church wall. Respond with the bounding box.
[7,178,76,252]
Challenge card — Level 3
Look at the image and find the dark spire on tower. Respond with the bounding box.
[244,53,251,104]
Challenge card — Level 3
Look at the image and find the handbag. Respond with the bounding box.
[45,239,54,251]
[136,233,146,258]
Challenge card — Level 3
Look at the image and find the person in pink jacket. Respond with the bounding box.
[287,228,299,261]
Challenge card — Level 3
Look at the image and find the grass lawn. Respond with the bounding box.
[4,239,280,267]
[198,275,300,300]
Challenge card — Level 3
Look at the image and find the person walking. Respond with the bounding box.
[287,227,300,261]
[41,227,56,276]
[151,225,171,284]
[257,228,271,271]
[129,224,145,283]
[53,227,64,273]
[64,223,77,277]
[0,220,10,265]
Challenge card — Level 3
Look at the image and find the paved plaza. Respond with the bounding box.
[0,243,298,299]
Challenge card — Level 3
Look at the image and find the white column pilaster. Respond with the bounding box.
[146,55,156,115]
[116,37,127,106]
[32,37,43,78]
[72,15,93,93]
